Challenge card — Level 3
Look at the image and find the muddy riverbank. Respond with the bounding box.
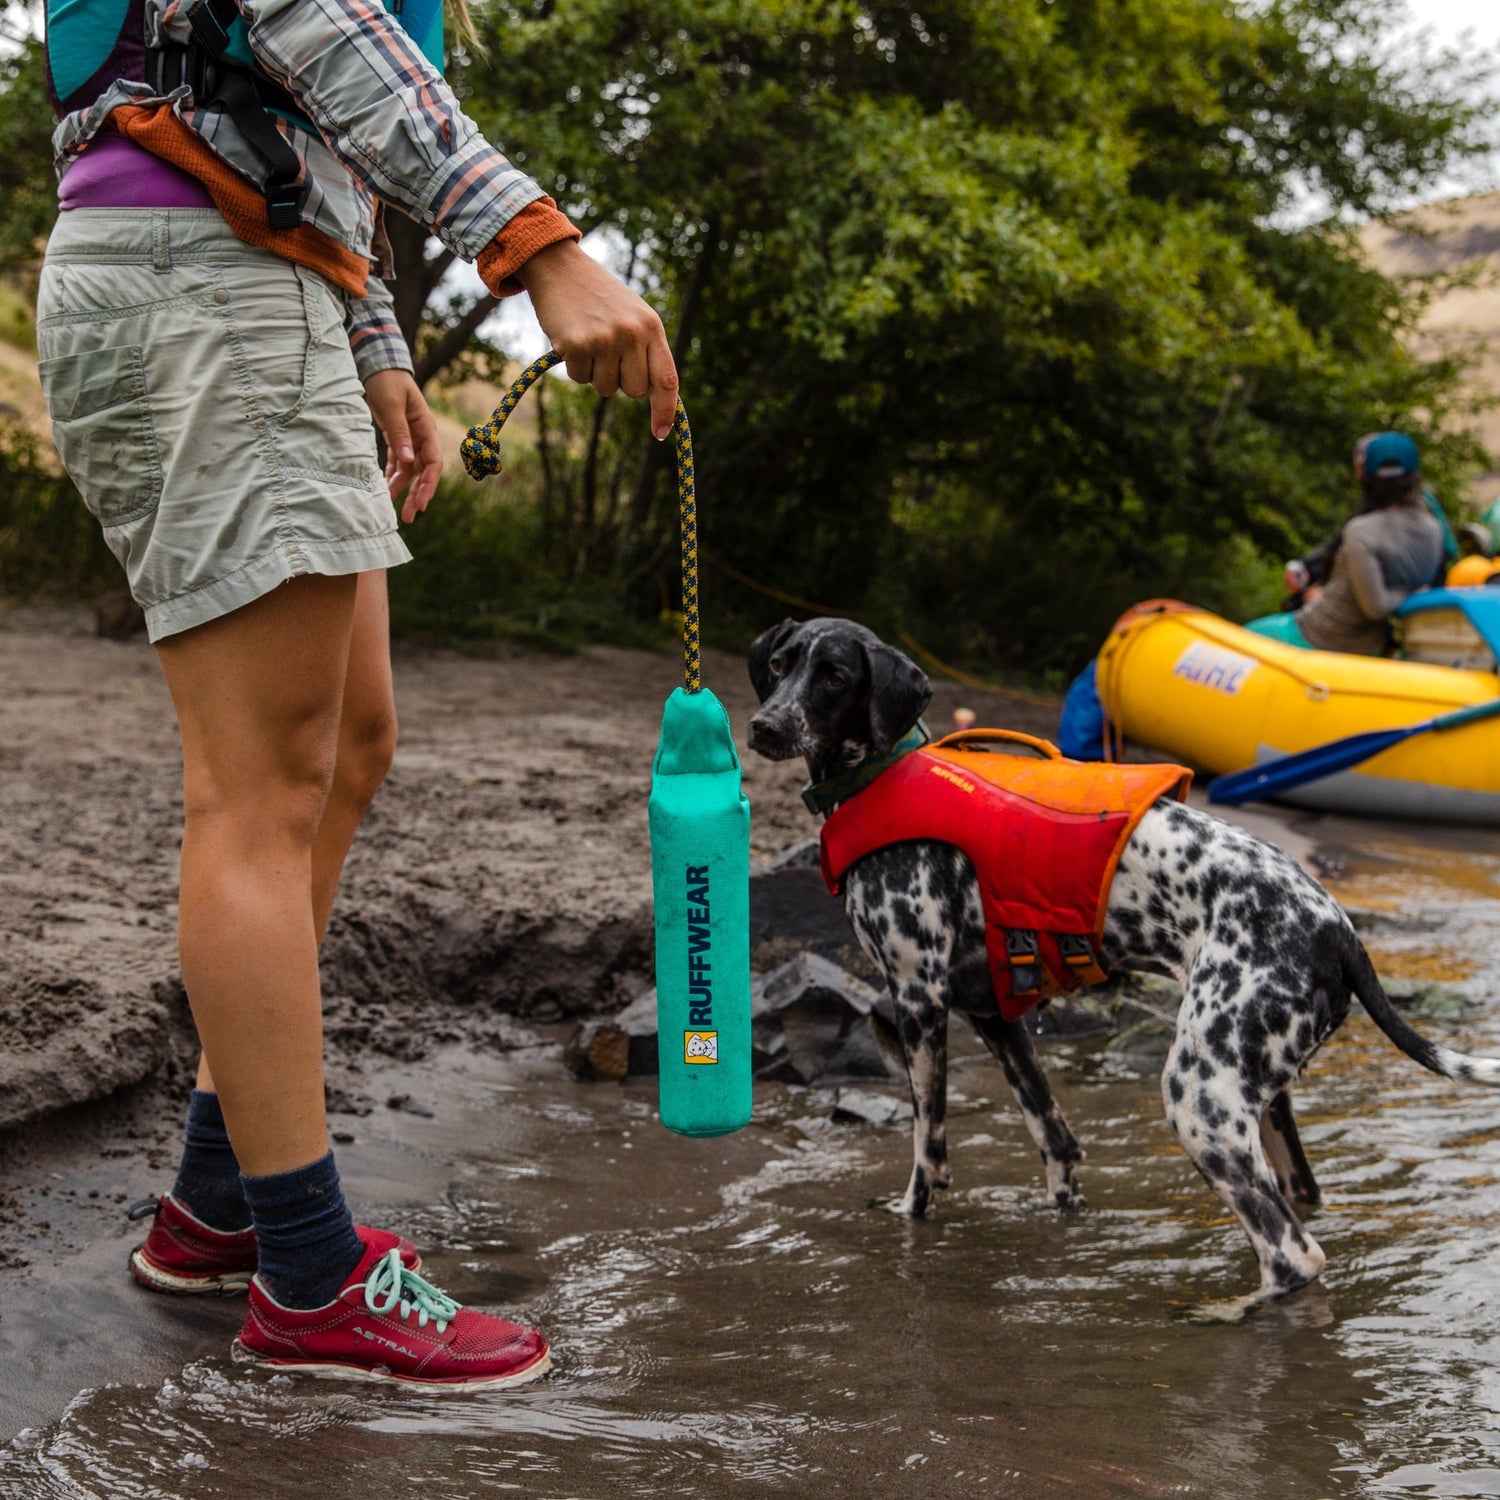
[0,603,821,1132]
[8,606,1500,1496]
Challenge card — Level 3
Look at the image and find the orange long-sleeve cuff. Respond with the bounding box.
[475,197,581,298]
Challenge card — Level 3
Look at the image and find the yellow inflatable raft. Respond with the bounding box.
[1095,600,1500,823]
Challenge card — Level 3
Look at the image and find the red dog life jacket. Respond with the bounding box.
[818,731,1192,1021]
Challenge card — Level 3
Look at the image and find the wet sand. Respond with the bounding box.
[6,608,1500,1496]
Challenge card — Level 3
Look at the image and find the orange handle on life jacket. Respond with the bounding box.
[930,729,1062,760]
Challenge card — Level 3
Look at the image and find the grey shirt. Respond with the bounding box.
[1296,506,1444,655]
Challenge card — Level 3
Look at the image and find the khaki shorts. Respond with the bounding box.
[37,209,411,641]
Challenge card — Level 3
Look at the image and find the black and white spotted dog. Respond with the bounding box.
[747,616,1500,1306]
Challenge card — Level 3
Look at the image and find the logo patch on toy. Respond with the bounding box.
[684,1030,719,1064]
[1171,642,1257,695]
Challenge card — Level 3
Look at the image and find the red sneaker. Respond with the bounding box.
[233,1244,551,1389]
[128,1194,420,1296]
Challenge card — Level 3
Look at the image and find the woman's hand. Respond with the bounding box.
[515,241,680,440]
[364,369,443,522]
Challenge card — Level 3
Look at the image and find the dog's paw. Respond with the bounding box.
[1182,1293,1265,1326]
[869,1191,926,1219]
[1046,1161,1084,1209]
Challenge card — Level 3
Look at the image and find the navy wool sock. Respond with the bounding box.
[171,1089,252,1232]
[240,1151,366,1309]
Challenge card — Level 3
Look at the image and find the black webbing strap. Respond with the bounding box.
[211,70,308,228]
[184,0,238,55]
[150,0,310,229]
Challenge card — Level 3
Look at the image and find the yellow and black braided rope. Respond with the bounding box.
[672,396,698,693]
[461,355,702,693]
[458,350,562,480]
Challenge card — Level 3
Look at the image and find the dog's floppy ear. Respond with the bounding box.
[748,618,799,701]
[865,642,932,754]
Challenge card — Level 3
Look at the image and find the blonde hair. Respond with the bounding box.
[446,0,482,53]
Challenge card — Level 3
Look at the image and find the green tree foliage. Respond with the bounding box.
[459,0,1495,667]
[0,7,63,272]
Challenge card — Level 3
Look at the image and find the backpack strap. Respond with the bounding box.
[148,0,309,229]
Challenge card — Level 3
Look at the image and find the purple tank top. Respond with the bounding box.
[59,130,216,210]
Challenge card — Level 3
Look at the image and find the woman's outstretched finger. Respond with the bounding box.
[648,330,680,439]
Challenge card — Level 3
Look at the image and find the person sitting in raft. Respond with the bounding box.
[1247,432,1445,655]
[1279,432,1456,610]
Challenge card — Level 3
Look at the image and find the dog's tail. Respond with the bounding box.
[1346,936,1500,1086]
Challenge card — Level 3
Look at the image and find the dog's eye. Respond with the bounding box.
[825,671,846,689]
[768,655,785,677]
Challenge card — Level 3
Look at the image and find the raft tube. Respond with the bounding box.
[1094,601,1500,824]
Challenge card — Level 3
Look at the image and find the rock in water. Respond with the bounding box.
[751,954,900,1086]
[576,952,902,1088]
[563,1018,632,1081]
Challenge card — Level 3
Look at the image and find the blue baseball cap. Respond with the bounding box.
[1363,431,1420,477]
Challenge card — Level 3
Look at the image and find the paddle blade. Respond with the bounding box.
[1207,727,1411,805]
[648,688,753,1138]
[1208,694,1500,807]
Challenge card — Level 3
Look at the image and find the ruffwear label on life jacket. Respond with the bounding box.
[1171,642,1257,695]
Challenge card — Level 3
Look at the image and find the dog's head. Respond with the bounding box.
[746,617,931,772]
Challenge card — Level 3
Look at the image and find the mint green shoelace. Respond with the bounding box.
[364,1247,461,1332]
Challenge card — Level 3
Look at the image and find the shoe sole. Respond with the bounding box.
[229,1340,551,1390]
[129,1248,252,1296]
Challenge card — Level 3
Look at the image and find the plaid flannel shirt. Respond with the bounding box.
[54,0,555,379]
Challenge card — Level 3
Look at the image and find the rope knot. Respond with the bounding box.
[457,421,506,479]
[459,351,564,481]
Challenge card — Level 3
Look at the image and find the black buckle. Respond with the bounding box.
[265,178,309,230]
[1058,933,1095,969]
[1006,929,1040,994]
[184,0,241,56]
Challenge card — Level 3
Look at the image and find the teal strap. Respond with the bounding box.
[801,721,931,815]
[1423,489,1460,564]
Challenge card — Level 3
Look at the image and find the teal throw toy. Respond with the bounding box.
[463,356,753,1138]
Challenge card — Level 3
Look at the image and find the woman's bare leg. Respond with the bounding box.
[157,574,358,1177]
[191,571,397,1100]
[312,570,398,937]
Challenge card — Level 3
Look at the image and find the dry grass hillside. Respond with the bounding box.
[1362,191,1500,493]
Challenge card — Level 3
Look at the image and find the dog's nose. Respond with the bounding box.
[747,713,791,757]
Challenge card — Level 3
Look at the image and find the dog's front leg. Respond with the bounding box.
[881,977,950,1218]
[968,1010,1085,1207]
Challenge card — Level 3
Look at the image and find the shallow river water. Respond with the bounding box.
[6,809,1500,1498]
